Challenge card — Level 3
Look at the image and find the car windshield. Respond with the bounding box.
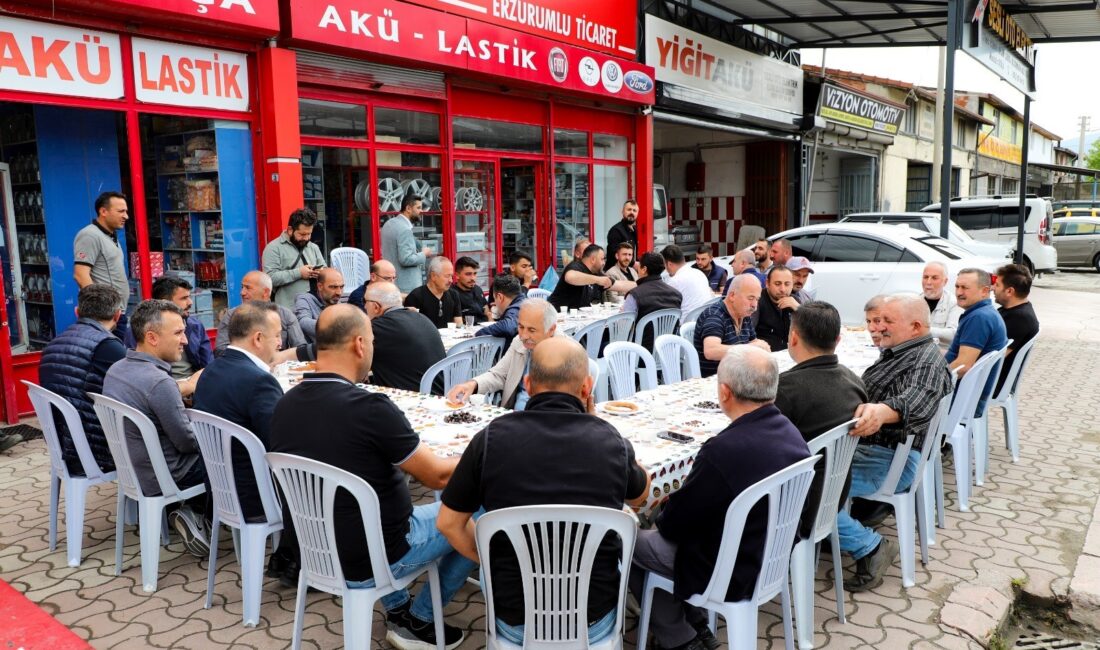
[912,235,969,260]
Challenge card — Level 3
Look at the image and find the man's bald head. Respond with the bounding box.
[371,259,396,280]
[526,337,591,399]
[316,303,370,351]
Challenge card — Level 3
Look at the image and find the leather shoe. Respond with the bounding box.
[844,538,898,592]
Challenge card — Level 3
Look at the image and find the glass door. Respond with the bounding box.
[453,159,498,288]
[501,162,541,274]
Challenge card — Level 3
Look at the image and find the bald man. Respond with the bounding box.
[294,267,345,342]
[347,259,397,311]
[437,337,650,645]
[215,270,306,355]
[269,305,472,648]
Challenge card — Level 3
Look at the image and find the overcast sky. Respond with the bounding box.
[800,44,1100,153]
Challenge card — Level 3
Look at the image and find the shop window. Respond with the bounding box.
[301,146,371,260]
[593,165,628,249]
[593,134,628,161]
[299,99,367,140]
[554,129,588,157]
[554,162,589,269]
[374,107,440,146]
[377,154,444,281]
[501,164,541,271]
[453,117,542,153]
[902,101,917,134]
[453,160,497,287]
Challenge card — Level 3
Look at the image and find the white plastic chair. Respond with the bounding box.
[790,419,859,650]
[977,331,1039,465]
[862,395,951,588]
[588,358,601,387]
[681,298,718,327]
[187,409,283,627]
[475,505,637,649]
[528,288,551,300]
[602,342,658,400]
[636,456,819,650]
[329,247,370,296]
[420,349,475,395]
[572,320,607,360]
[23,381,118,568]
[448,336,507,377]
[603,312,635,344]
[680,321,696,346]
[265,453,447,650]
[633,308,681,349]
[971,342,1010,487]
[90,393,206,593]
[653,334,701,384]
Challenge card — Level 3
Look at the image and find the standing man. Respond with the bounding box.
[404,257,462,329]
[74,191,131,340]
[604,199,639,270]
[752,265,799,351]
[921,262,962,347]
[694,274,770,377]
[753,239,770,272]
[347,260,397,311]
[992,263,1040,394]
[453,256,491,323]
[769,238,793,268]
[662,245,713,314]
[694,245,728,294]
[294,267,345,342]
[946,268,1008,414]
[124,276,212,384]
[262,208,325,310]
[381,194,434,294]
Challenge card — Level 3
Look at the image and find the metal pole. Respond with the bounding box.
[1015,95,1031,265]
[939,0,960,239]
[931,45,947,199]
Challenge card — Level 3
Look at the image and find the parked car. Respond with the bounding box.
[1054,207,1100,219]
[1051,217,1100,271]
[920,196,1057,274]
[839,212,1013,260]
[718,223,1004,323]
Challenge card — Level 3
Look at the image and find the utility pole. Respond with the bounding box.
[1078,115,1091,167]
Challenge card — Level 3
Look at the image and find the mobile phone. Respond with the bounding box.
[657,430,694,444]
[311,264,323,269]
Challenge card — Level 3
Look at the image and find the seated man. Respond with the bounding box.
[629,346,811,650]
[475,274,527,346]
[507,251,536,293]
[922,262,962,348]
[294,267,345,342]
[788,256,816,303]
[605,242,639,289]
[437,337,650,645]
[453,256,491,323]
[946,268,1008,415]
[864,295,886,348]
[549,244,634,311]
[992,263,1040,394]
[347,259,397,311]
[39,284,127,472]
[662,245,713,315]
[694,245,728,294]
[694,274,770,377]
[726,248,765,294]
[216,270,305,355]
[366,282,446,393]
[404,256,462,329]
[752,265,799,351]
[839,294,952,591]
[447,299,559,411]
[124,276,212,385]
[622,252,682,349]
[269,305,471,649]
[103,299,209,557]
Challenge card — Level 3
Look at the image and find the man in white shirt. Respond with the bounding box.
[921,261,962,347]
[661,245,714,314]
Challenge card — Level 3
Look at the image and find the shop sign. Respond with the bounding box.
[0,16,124,100]
[964,0,1035,95]
[97,0,279,34]
[398,0,637,58]
[644,15,802,120]
[132,39,249,111]
[817,82,905,136]
[287,0,655,104]
[978,132,1023,164]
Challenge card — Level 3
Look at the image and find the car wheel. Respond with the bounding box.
[1093,253,1100,273]
[1022,256,1034,275]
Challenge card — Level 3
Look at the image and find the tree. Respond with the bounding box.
[1084,138,1100,174]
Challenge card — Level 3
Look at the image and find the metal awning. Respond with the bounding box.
[1031,161,1100,175]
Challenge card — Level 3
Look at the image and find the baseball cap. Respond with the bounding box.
[787,256,814,273]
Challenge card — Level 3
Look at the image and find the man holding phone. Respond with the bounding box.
[262,208,326,310]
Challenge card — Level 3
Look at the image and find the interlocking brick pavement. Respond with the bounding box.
[1,282,1099,649]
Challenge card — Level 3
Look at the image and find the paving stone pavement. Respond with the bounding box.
[1,282,1098,649]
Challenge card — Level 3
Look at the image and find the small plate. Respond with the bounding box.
[423,398,467,413]
[420,424,473,444]
[597,400,646,416]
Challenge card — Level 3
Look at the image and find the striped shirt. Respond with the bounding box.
[694,301,757,377]
[861,334,952,449]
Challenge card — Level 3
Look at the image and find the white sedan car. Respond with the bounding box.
[718,223,1005,323]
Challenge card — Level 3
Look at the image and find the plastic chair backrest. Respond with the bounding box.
[572,320,607,360]
[266,452,396,597]
[992,329,1040,401]
[90,393,187,500]
[23,381,107,482]
[475,505,637,649]
[420,349,475,394]
[653,334,701,384]
[805,419,859,542]
[186,409,283,529]
[448,336,506,377]
[680,321,696,346]
[633,308,681,348]
[329,247,370,290]
[603,342,658,400]
[528,288,551,300]
[603,312,635,344]
[536,266,559,293]
[698,456,818,608]
[681,299,718,327]
[870,394,952,499]
[948,347,1004,431]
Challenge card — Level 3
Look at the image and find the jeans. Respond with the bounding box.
[346,501,476,623]
[836,445,920,560]
[496,609,616,645]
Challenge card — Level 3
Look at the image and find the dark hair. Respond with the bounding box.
[509,251,533,266]
[996,263,1032,298]
[151,276,193,301]
[581,244,604,259]
[77,284,122,321]
[315,307,368,352]
[94,191,127,214]
[772,238,793,253]
[615,241,635,253]
[228,301,279,342]
[767,264,792,280]
[790,301,841,352]
[455,256,479,273]
[623,199,638,208]
[638,251,665,277]
[401,193,422,212]
[130,299,185,344]
[491,273,522,299]
[288,208,317,230]
[660,244,685,265]
[697,244,714,256]
[959,267,992,288]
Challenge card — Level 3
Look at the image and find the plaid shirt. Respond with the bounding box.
[861,334,952,449]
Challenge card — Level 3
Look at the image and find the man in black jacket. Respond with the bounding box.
[365,281,446,393]
[753,265,799,351]
[604,199,639,270]
[622,252,682,349]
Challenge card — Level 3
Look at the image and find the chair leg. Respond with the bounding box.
[974,413,988,487]
[781,578,796,650]
[114,492,125,577]
[951,425,971,512]
[65,478,89,568]
[636,573,656,650]
[724,603,758,650]
[919,466,936,547]
[934,458,946,528]
[239,526,269,627]
[915,483,930,566]
[426,563,446,650]
[139,499,164,593]
[790,539,816,650]
[291,571,308,650]
[894,496,916,589]
[48,473,60,552]
[1005,398,1020,462]
[205,513,221,611]
[829,527,845,625]
[161,510,170,546]
[342,590,374,649]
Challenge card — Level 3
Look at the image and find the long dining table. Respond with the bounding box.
[437,302,624,351]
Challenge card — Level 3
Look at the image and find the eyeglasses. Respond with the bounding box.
[375,275,396,282]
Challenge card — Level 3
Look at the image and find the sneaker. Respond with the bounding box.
[844,538,899,592]
[168,507,210,558]
[0,433,23,453]
[385,606,464,650]
[689,620,720,650]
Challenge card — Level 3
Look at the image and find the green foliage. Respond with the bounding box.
[1084,139,1100,174]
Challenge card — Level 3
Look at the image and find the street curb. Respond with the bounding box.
[940,568,1016,646]
[1068,494,1100,630]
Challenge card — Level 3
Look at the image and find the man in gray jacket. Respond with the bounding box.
[381,194,434,293]
[294,268,345,342]
[262,208,325,309]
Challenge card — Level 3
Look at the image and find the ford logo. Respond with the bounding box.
[624,70,654,94]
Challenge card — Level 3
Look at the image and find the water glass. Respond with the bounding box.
[464,315,476,328]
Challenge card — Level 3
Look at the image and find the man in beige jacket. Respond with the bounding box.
[446,298,561,410]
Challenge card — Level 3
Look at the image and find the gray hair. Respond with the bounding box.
[923,261,948,276]
[428,255,451,277]
[864,294,887,312]
[130,299,186,344]
[528,338,588,390]
[365,283,403,309]
[244,270,273,292]
[519,298,558,331]
[734,249,755,265]
[717,345,778,403]
[882,292,931,328]
[727,273,759,294]
[959,267,992,288]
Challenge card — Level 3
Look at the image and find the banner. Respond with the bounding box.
[978,133,1023,164]
[92,0,279,34]
[0,16,124,100]
[132,39,250,111]
[817,82,905,136]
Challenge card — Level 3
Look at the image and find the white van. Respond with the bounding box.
[921,196,1058,274]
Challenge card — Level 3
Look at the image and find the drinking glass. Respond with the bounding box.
[464,315,476,328]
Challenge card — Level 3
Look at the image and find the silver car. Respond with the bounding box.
[1052,217,1100,271]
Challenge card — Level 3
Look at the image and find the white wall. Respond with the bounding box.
[807,148,841,218]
